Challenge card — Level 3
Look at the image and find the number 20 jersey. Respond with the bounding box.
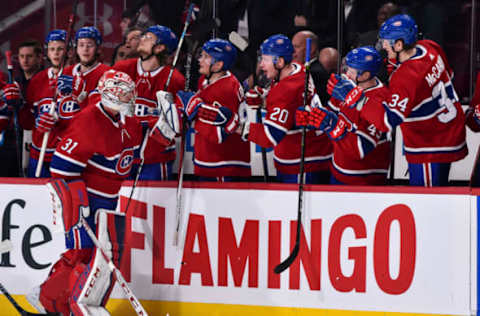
[380,39,467,163]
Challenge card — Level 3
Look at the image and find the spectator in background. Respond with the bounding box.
[356,1,400,83]
[292,30,339,106]
[16,40,43,91]
[218,0,296,78]
[120,8,137,36]
[357,2,401,47]
[294,0,382,51]
[111,43,129,66]
[124,26,143,59]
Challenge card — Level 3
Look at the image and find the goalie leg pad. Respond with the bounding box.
[69,210,126,315]
[46,179,90,235]
[39,248,92,315]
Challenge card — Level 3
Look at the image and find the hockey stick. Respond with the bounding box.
[0,282,56,316]
[165,3,195,91]
[35,0,78,177]
[80,217,148,316]
[4,51,24,177]
[173,38,199,246]
[274,38,312,274]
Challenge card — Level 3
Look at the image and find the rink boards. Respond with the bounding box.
[0,179,478,316]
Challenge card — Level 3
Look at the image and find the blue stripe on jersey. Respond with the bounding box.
[50,153,85,175]
[358,134,376,158]
[89,154,117,172]
[383,102,403,130]
[264,121,286,146]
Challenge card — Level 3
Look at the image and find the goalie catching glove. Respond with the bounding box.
[197,101,239,134]
[152,90,182,143]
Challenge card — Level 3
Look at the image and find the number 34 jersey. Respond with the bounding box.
[377,39,467,163]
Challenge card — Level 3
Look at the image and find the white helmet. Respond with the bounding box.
[97,70,136,119]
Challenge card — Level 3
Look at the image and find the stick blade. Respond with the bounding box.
[228,31,248,51]
[0,239,12,254]
[273,243,299,274]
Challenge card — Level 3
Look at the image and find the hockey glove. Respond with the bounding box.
[72,75,87,103]
[36,112,58,133]
[57,74,74,96]
[327,114,356,141]
[198,102,239,134]
[3,82,21,109]
[309,107,338,131]
[245,86,268,109]
[295,107,310,128]
[327,74,364,108]
[176,90,203,122]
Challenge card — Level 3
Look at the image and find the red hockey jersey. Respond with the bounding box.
[50,103,170,198]
[24,68,66,161]
[248,63,332,174]
[192,72,251,177]
[369,39,467,163]
[328,79,391,185]
[113,58,185,164]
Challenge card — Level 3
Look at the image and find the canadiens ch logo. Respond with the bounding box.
[58,98,81,119]
[116,149,134,175]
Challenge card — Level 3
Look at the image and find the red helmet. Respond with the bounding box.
[97,70,136,118]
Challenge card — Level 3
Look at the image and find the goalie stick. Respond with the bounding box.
[274,38,312,274]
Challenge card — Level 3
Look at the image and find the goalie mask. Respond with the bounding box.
[97,70,136,120]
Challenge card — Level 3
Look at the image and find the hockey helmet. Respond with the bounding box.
[202,38,237,70]
[345,46,382,78]
[260,34,294,64]
[45,29,67,45]
[378,14,418,46]
[97,70,136,118]
[75,26,102,46]
[145,25,178,54]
